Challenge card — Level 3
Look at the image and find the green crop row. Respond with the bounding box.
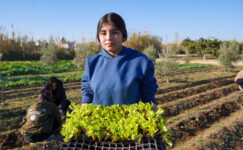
[0,60,78,76]
[0,71,83,88]
[177,63,209,69]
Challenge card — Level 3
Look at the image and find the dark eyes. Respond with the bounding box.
[99,32,106,35]
[99,31,119,35]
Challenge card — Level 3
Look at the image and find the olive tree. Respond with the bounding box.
[40,36,58,65]
[73,42,101,69]
[218,40,240,71]
[143,44,158,63]
[183,47,192,64]
[155,43,178,83]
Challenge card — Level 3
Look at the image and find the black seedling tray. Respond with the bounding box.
[60,134,166,150]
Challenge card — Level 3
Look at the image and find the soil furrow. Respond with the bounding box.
[157,75,235,94]
[156,67,213,83]
[158,84,238,117]
[172,108,243,150]
[1,84,81,101]
[156,78,233,103]
[166,92,243,147]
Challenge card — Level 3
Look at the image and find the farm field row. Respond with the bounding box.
[166,91,243,149]
[1,68,235,100]
[174,108,243,149]
[0,63,210,88]
[0,60,78,76]
[0,67,242,149]
[0,70,83,88]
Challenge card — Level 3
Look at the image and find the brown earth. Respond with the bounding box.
[0,131,63,150]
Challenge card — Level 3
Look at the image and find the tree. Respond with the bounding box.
[0,53,3,101]
[183,47,191,64]
[143,45,158,63]
[181,37,221,58]
[155,43,178,83]
[124,31,162,55]
[181,37,197,54]
[218,40,240,70]
[196,38,207,60]
[40,36,58,65]
[73,42,101,69]
[207,39,221,57]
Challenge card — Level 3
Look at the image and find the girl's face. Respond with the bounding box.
[99,22,124,56]
[52,83,57,91]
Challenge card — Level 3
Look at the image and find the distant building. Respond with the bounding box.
[34,41,48,50]
[58,42,76,50]
[35,41,40,47]
[57,37,76,50]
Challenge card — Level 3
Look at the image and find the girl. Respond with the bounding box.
[81,13,158,106]
[42,77,70,115]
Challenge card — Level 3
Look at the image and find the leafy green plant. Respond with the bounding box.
[178,63,208,69]
[1,71,83,88]
[0,60,77,76]
[61,102,172,147]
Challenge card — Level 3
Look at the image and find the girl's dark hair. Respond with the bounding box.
[45,77,62,91]
[40,89,50,101]
[96,12,127,42]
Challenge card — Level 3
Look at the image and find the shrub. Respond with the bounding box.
[143,45,158,63]
[218,40,240,71]
[124,31,162,53]
[40,36,58,65]
[0,53,2,100]
[156,43,178,83]
[155,59,178,83]
[73,42,100,69]
[56,48,75,60]
[183,47,192,64]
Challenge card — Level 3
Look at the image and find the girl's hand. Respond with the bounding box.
[81,103,89,106]
[59,109,64,115]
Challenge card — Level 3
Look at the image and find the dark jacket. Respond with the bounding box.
[42,82,67,111]
[19,100,61,136]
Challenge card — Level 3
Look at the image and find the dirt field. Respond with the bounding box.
[0,65,243,149]
[175,59,243,66]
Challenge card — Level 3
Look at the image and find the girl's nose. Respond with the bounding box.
[106,32,112,40]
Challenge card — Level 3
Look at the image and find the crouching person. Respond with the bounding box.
[19,90,61,143]
[235,70,243,90]
[42,77,71,116]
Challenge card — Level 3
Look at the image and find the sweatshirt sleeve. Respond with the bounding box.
[81,60,93,104]
[140,59,158,104]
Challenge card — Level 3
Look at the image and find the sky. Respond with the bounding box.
[0,0,242,43]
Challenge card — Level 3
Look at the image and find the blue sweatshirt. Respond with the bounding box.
[81,46,158,106]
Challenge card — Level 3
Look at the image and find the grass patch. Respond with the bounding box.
[178,63,210,69]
